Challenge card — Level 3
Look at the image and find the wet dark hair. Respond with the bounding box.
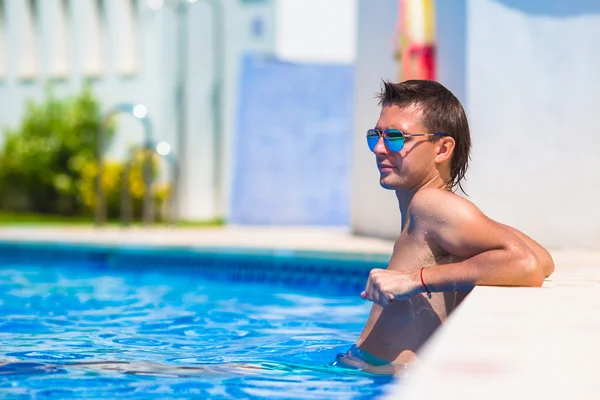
[377,79,471,193]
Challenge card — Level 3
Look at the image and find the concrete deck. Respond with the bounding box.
[386,250,600,400]
[0,226,598,399]
[0,226,394,254]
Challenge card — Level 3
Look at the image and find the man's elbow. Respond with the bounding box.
[540,250,555,278]
[519,251,546,287]
[521,245,555,282]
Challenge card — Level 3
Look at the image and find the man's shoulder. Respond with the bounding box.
[411,187,469,209]
[410,187,481,222]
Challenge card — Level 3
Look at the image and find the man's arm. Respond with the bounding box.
[494,222,554,278]
[361,189,546,306]
[415,189,546,292]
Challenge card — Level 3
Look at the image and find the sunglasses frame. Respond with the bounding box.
[366,129,449,153]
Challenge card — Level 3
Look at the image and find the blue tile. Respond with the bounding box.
[0,241,385,293]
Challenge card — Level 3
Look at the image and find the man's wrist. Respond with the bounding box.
[416,267,432,297]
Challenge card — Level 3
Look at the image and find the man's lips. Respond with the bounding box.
[378,164,395,171]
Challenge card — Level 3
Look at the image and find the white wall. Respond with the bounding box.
[435,0,467,106]
[351,0,401,239]
[352,0,600,249]
[274,0,357,64]
[464,0,600,249]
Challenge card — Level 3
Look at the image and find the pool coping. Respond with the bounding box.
[0,226,395,256]
[384,249,600,400]
[1,226,599,399]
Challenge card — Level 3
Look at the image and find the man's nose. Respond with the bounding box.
[373,137,388,155]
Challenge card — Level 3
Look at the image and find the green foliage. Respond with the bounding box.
[0,86,102,214]
[0,86,170,220]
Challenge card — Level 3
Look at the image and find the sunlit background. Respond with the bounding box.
[0,0,598,249]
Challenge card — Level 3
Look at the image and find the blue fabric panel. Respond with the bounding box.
[230,54,354,226]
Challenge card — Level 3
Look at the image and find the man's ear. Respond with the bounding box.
[435,137,455,164]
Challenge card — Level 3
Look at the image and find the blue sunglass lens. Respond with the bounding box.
[367,136,379,152]
[366,130,405,152]
[385,137,405,152]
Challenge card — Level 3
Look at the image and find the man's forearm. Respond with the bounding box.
[421,248,545,293]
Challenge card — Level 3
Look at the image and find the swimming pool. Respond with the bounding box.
[0,242,396,399]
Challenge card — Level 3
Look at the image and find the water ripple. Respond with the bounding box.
[112,338,165,347]
[6,351,91,361]
[0,262,393,399]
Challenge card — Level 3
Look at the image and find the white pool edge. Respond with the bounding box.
[383,250,600,400]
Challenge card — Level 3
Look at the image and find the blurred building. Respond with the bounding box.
[6,0,592,249]
[0,0,277,221]
[0,0,358,224]
[353,0,600,249]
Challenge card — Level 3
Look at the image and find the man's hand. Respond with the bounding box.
[360,268,421,307]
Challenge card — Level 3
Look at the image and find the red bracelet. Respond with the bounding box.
[420,267,432,298]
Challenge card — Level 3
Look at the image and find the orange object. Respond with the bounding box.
[395,0,436,81]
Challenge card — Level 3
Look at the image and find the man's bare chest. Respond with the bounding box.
[388,228,454,271]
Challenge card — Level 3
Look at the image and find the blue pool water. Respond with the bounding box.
[0,245,396,399]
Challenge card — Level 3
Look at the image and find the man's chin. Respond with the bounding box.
[379,173,411,190]
[379,178,400,190]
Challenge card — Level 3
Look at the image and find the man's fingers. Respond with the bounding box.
[378,294,390,308]
[362,269,408,305]
[364,275,374,301]
[373,281,385,307]
[364,269,392,305]
[362,284,373,302]
[373,275,385,304]
[367,286,376,302]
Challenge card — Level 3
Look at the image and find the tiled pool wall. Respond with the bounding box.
[0,241,390,295]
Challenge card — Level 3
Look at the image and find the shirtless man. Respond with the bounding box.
[1,80,554,379]
[336,80,554,373]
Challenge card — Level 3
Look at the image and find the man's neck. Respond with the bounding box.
[396,177,449,230]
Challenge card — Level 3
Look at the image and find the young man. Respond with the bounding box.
[1,81,553,379]
[335,80,554,373]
